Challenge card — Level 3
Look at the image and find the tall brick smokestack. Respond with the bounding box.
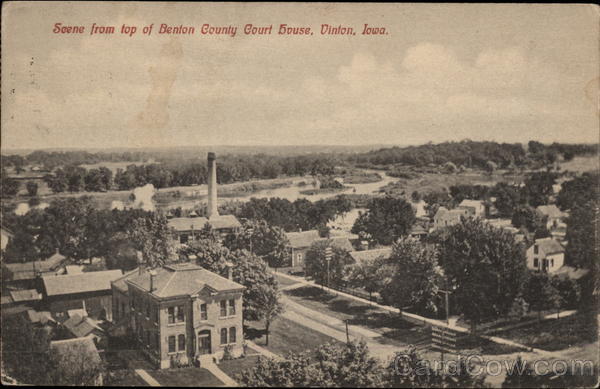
[207,152,219,218]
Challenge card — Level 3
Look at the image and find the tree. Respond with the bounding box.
[1,315,55,385]
[351,196,416,245]
[491,182,521,218]
[423,191,454,218]
[508,295,529,321]
[25,181,38,196]
[1,168,20,197]
[254,283,284,346]
[556,172,599,211]
[523,272,562,321]
[239,341,385,387]
[304,240,353,287]
[564,201,598,270]
[502,356,544,388]
[127,213,175,268]
[511,205,547,236]
[522,172,556,207]
[380,237,443,315]
[435,218,528,333]
[344,253,389,300]
[223,220,289,269]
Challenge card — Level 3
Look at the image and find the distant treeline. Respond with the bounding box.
[348,140,596,169]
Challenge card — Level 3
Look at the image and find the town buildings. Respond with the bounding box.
[284,230,353,270]
[112,263,245,369]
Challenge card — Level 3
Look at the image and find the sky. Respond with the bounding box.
[1,2,598,150]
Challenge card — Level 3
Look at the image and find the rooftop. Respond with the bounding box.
[285,230,321,248]
[42,269,123,296]
[533,238,565,255]
[349,248,393,264]
[111,268,140,293]
[459,199,484,208]
[168,215,241,232]
[50,336,102,365]
[126,263,244,298]
[4,252,67,280]
[62,314,102,338]
[10,289,42,303]
[536,204,565,219]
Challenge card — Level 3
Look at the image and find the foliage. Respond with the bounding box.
[564,200,599,270]
[522,172,557,207]
[523,272,562,320]
[423,191,454,218]
[379,237,443,315]
[435,218,528,332]
[253,283,285,346]
[304,239,353,287]
[556,172,599,211]
[1,168,20,197]
[223,219,289,268]
[127,213,175,268]
[25,180,38,196]
[238,341,384,387]
[344,253,390,298]
[351,196,416,245]
[491,182,522,218]
[511,205,547,236]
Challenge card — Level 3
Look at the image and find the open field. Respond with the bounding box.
[105,370,149,386]
[218,350,262,381]
[245,316,344,357]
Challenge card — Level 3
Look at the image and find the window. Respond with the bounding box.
[220,328,228,345]
[228,299,236,316]
[155,333,160,350]
[534,245,539,254]
[178,334,186,351]
[168,336,176,353]
[220,300,227,317]
[176,305,185,322]
[131,297,136,311]
[533,258,539,268]
[146,302,150,318]
[168,307,175,324]
[229,327,236,344]
[551,258,554,267]
[200,303,208,321]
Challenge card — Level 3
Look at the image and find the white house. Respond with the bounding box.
[433,207,468,229]
[458,199,486,218]
[536,205,566,230]
[526,238,565,273]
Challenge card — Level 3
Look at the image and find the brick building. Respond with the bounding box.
[113,263,245,368]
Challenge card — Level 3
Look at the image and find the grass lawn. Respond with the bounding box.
[245,316,343,357]
[498,312,597,351]
[149,367,224,387]
[284,286,430,348]
[105,369,149,386]
[218,350,262,381]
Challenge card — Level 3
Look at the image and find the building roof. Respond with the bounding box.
[328,237,354,252]
[168,215,241,232]
[536,204,564,219]
[434,207,465,221]
[4,252,67,280]
[126,263,245,298]
[63,314,102,338]
[111,268,140,293]
[410,224,428,235]
[43,269,123,296]
[10,289,42,303]
[349,248,393,264]
[50,336,102,365]
[285,230,321,249]
[533,238,565,256]
[26,309,55,324]
[459,199,484,208]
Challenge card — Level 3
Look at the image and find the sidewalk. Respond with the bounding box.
[134,369,160,387]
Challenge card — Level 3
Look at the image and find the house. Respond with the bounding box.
[62,313,105,346]
[49,337,104,385]
[409,224,428,241]
[168,215,241,244]
[526,238,565,273]
[458,199,486,218]
[348,248,393,265]
[41,269,123,321]
[118,263,245,368]
[536,205,566,230]
[284,230,353,270]
[433,207,468,229]
[3,251,67,288]
[1,226,14,251]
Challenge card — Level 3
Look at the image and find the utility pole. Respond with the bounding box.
[345,319,350,343]
[324,246,332,289]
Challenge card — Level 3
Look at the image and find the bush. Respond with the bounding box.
[222,345,235,361]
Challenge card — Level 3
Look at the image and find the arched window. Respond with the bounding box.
[220,328,228,345]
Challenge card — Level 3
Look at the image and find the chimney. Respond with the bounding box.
[149,269,158,292]
[207,152,219,219]
[225,261,234,280]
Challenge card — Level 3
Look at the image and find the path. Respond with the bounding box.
[134,369,160,387]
